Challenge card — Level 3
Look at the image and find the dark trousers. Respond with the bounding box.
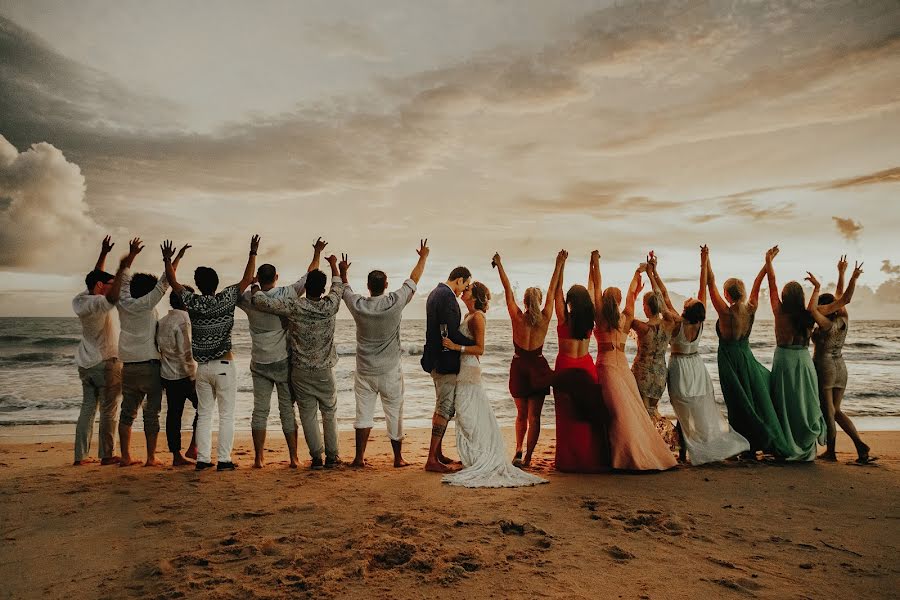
[163,377,198,453]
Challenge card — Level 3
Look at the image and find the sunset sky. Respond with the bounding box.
[1,0,899,318]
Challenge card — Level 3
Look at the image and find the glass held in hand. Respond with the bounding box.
[440,324,449,351]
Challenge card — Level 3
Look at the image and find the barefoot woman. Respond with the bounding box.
[592,252,676,471]
[764,246,826,461]
[809,257,871,463]
[552,252,608,472]
[707,248,791,459]
[493,251,564,467]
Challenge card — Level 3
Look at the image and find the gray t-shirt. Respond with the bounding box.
[342,279,416,375]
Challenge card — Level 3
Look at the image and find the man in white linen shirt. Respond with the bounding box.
[72,236,129,466]
[341,240,429,468]
[238,237,327,469]
[157,285,199,466]
[116,238,188,467]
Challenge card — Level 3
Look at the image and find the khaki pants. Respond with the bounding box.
[291,366,338,460]
[75,358,122,461]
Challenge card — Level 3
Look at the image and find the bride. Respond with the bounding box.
[441,281,548,488]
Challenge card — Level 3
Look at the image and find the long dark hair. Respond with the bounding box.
[781,281,814,336]
[564,285,594,340]
[817,293,839,321]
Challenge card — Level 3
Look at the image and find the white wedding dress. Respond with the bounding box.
[442,312,548,488]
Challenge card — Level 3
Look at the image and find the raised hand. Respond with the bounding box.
[160,240,175,261]
[590,250,600,262]
[129,237,144,257]
[326,254,338,267]
[852,261,864,279]
[101,235,115,254]
[635,275,645,294]
[339,253,351,273]
[491,252,500,268]
[417,239,429,259]
[249,235,261,254]
[647,251,658,270]
[805,271,821,288]
[175,244,192,260]
[700,244,709,261]
[765,245,779,263]
[313,237,328,253]
[556,249,568,264]
[838,254,848,273]
[637,262,648,274]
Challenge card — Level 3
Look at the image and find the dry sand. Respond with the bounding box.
[0,427,898,599]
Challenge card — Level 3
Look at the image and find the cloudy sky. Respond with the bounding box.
[1,0,899,318]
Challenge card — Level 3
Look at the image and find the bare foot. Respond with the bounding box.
[521,455,532,468]
[100,456,121,466]
[73,457,99,466]
[252,460,264,469]
[172,454,194,467]
[185,446,198,460]
[818,451,838,462]
[119,457,142,467]
[394,458,411,468]
[144,457,164,467]
[350,458,368,468]
[289,461,299,469]
[438,454,461,466]
[425,459,454,473]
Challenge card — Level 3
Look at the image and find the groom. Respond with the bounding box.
[421,266,474,472]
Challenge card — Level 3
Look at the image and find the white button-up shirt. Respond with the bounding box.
[238,275,307,365]
[116,269,169,363]
[156,309,197,381]
[72,290,119,369]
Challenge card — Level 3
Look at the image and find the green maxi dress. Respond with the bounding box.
[716,320,792,457]
[770,344,826,461]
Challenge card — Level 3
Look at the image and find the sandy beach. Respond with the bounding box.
[0,427,898,599]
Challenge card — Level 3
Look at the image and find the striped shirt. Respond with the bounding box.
[180,284,240,363]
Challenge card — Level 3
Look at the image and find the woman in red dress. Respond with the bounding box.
[552,252,609,472]
[493,250,564,467]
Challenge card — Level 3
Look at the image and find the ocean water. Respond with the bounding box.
[0,317,898,432]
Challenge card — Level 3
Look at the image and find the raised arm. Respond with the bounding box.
[818,261,863,316]
[648,252,678,321]
[749,254,770,309]
[554,257,566,322]
[161,240,185,296]
[492,252,519,321]
[706,250,729,314]
[589,251,602,312]
[410,239,429,284]
[338,253,351,285]
[107,239,143,304]
[307,237,327,273]
[698,245,709,305]
[95,236,114,271]
[624,265,645,319]
[237,235,260,293]
[805,272,833,330]
[543,250,566,320]
[835,254,848,297]
[764,245,780,314]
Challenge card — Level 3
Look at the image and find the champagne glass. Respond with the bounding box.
[440,324,449,351]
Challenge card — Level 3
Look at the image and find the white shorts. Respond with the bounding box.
[354,366,404,441]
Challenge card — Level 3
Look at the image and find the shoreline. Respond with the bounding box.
[1,427,897,598]
[4,415,900,441]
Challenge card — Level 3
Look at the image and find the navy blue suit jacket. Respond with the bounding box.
[421,283,474,374]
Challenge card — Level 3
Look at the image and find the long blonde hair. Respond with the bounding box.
[523,286,544,327]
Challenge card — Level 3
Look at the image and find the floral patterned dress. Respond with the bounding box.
[631,323,677,449]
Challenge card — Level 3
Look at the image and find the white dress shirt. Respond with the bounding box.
[116,269,168,363]
[72,290,119,369]
[156,309,197,381]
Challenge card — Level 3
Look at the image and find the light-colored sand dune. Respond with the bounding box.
[0,428,898,599]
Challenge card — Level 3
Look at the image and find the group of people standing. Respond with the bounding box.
[496,245,873,479]
[70,234,872,488]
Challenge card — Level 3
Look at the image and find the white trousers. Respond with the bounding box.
[354,366,404,441]
[195,360,237,464]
